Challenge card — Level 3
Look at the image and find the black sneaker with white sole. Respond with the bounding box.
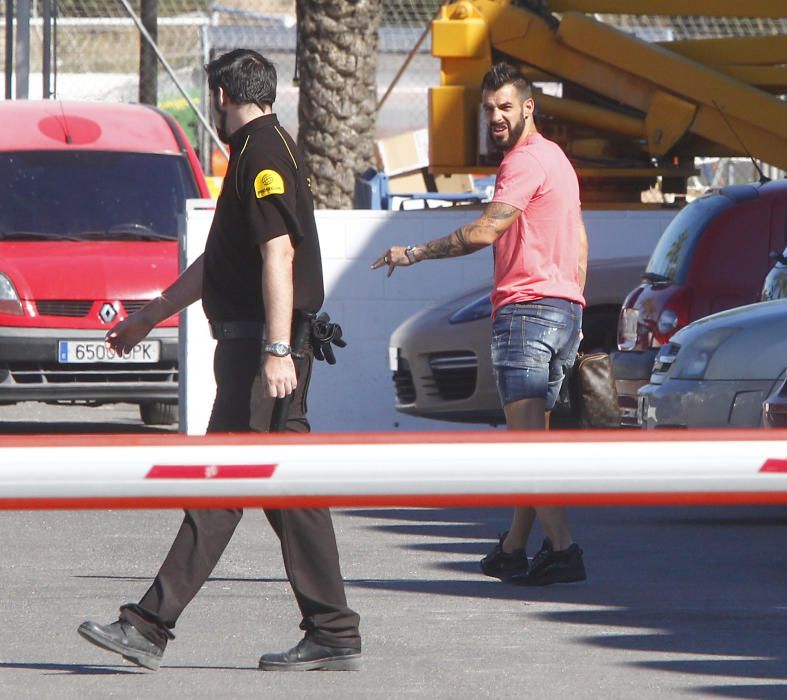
[511,538,586,586]
[78,619,165,671]
[480,531,529,580]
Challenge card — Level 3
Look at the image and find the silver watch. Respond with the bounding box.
[263,341,292,357]
[405,245,418,264]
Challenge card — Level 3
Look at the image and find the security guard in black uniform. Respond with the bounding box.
[77,49,362,672]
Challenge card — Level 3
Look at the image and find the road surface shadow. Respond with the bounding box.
[345,505,787,695]
[0,660,255,675]
[0,421,175,435]
[0,661,140,675]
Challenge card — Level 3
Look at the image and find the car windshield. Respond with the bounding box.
[0,150,200,240]
[644,194,734,284]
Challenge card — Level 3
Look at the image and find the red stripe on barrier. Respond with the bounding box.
[6,491,787,510]
[759,459,787,473]
[0,427,786,449]
[146,464,277,479]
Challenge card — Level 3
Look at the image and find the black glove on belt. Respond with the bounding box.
[311,311,346,365]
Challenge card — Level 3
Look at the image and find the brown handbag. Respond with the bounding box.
[568,352,620,429]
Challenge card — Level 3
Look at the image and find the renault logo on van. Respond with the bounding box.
[99,303,118,323]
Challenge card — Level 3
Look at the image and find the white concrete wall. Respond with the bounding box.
[181,204,677,434]
[308,209,495,434]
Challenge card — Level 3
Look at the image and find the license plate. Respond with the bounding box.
[58,340,160,363]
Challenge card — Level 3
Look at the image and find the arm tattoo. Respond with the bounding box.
[421,225,474,260]
[486,202,520,222]
[418,202,519,260]
[455,227,473,254]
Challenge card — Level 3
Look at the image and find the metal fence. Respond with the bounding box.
[1,1,783,182]
[1,0,441,162]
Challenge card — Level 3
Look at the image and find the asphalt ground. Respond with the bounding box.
[1,501,787,699]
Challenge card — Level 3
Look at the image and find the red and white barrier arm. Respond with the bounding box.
[0,429,785,510]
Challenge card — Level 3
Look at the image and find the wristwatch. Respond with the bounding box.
[263,341,292,357]
[405,245,418,264]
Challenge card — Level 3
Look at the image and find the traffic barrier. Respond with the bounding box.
[0,429,786,509]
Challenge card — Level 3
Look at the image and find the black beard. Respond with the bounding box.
[213,93,230,144]
[488,114,526,152]
[216,111,230,144]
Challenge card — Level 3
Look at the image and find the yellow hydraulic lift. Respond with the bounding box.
[428,0,787,202]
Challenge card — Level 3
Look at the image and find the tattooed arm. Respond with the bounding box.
[371,202,521,277]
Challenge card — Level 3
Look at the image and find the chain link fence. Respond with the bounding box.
[0,0,442,166]
[0,1,783,182]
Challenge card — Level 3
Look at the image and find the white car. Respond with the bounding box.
[390,256,649,426]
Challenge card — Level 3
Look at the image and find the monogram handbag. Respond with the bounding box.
[568,352,620,429]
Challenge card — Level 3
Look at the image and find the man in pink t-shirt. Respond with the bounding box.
[491,130,585,313]
[374,62,589,586]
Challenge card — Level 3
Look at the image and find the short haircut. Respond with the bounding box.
[205,48,277,109]
[481,62,532,102]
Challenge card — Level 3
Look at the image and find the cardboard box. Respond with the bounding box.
[434,173,474,194]
[387,170,428,194]
[375,129,430,176]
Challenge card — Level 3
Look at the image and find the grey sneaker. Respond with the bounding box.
[78,619,165,671]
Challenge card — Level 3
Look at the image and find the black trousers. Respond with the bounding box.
[120,338,361,649]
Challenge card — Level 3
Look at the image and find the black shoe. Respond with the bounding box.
[78,619,165,671]
[512,538,586,586]
[258,636,362,671]
[480,531,528,580]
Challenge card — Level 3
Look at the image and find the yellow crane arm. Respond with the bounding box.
[430,1,787,175]
[547,0,787,17]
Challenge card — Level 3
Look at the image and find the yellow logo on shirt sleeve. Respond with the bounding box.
[254,169,285,198]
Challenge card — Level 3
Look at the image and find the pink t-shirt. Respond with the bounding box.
[491,132,585,316]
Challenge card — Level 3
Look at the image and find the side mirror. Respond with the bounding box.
[768,250,787,265]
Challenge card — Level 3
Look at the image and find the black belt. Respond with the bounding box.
[209,320,265,340]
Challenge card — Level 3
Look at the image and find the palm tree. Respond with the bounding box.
[295,0,382,208]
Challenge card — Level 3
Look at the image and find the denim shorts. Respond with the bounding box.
[491,298,582,409]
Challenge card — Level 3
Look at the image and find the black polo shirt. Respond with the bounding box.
[202,114,324,322]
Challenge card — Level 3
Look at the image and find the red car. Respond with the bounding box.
[612,179,787,426]
[0,100,209,424]
[763,377,787,428]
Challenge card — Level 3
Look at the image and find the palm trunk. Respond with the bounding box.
[296,0,381,208]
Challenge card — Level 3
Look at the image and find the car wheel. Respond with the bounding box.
[139,401,178,426]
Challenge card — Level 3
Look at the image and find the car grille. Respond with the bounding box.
[393,358,416,404]
[424,352,477,401]
[650,342,680,384]
[35,300,152,317]
[36,300,93,317]
[7,361,177,384]
[122,300,149,313]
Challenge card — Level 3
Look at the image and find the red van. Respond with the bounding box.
[0,100,210,425]
[612,178,787,426]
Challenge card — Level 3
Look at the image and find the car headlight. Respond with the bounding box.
[449,294,492,324]
[0,273,23,315]
[656,309,678,336]
[617,307,638,350]
[670,327,737,380]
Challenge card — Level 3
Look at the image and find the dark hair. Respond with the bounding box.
[205,48,277,109]
[481,62,532,101]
